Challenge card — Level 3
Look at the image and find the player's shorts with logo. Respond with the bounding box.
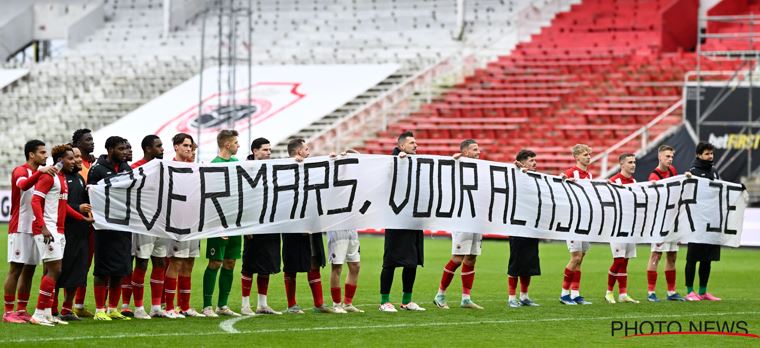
[610,242,636,258]
[327,230,360,264]
[567,240,590,253]
[132,234,169,259]
[170,239,201,258]
[651,242,679,253]
[451,232,482,256]
[34,234,66,262]
[7,233,40,265]
[206,236,242,260]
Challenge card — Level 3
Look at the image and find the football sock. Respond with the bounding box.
[178,276,192,311]
[344,283,357,305]
[131,267,147,308]
[218,268,233,307]
[665,270,676,294]
[647,270,657,293]
[241,273,253,298]
[401,292,413,305]
[439,260,459,293]
[149,266,165,307]
[284,273,297,308]
[461,264,474,297]
[203,267,219,308]
[307,271,324,307]
[120,272,133,307]
[163,277,177,311]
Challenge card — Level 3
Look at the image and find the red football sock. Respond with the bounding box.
[618,259,629,294]
[665,269,676,292]
[74,286,86,306]
[519,276,531,293]
[256,275,269,296]
[108,280,122,309]
[284,273,297,308]
[344,283,357,305]
[61,289,73,315]
[16,292,29,312]
[52,289,59,314]
[149,266,165,307]
[647,270,657,292]
[4,294,14,313]
[241,273,253,297]
[163,276,177,311]
[121,272,133,306]
[508,276,518,296]
[571,270,581,291]
[608,259,621,291]
[562,267,573,291]
[307,271,324,307]
[36,276,56,310]
[330,287,341,304]
[461,264,475,295]
[94,285,107,310]
[131,268,147,308]
[178,276,192,311]
[439,260,459,291]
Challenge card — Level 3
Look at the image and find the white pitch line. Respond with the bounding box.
[219,315,256,333]
[2,311,758,344]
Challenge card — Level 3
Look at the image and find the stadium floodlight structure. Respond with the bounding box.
[686,11,760,180]
[195,0,253,161]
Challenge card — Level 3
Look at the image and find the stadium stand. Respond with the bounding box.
[0,0,575,183]
[358,0,743,176]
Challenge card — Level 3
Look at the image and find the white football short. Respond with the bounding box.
[169,239,200,258]
[650,242,679,253]
[567,240,590,253]
[7,233,41,265]
[451,232,482,256]
[33,233,65,263]
[132,234,169,259]
[610,242,637,258]
[327,230,360,264]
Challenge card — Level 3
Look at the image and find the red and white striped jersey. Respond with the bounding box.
[8,163,44,234]
[32,173,69,235]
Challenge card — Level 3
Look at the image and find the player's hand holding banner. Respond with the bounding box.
[87,155,748,246]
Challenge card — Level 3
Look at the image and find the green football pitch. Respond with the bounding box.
[0,224,758,347]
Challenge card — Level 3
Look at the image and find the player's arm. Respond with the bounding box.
[647,172,658,181]
[15,166,56,191]
[65,205,92,222]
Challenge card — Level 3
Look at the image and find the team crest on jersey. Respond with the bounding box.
[14,250,20,257]
[456,244,461,250]
[210,248,216,256]
[155,82,305,151]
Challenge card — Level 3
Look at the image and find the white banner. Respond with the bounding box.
[87,155,748,246]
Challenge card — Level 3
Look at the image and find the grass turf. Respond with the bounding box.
[0,224,758,347]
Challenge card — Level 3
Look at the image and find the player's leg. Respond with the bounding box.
[647,249,662,301]
[106,275,128,319]
[560,241,583,304]
[202,238,225,316]
[74,229,94,317]
[16,263,37,319]
[435,254,462,309]
[309,256,333,313]
[3,262,24,323]
[664,251,683,300]
[215,257,240,316]
[616,246,638,303]
[684,258,699,301]
[343,261,362,312]
[218,236,241,315]
[31,260,62,326]
[698,260,720,301]
[92,275,110,320]
[283,271,298,312]
[179,257,201,316]
[60,287,80,321]
[330,263,343,308]
[130,257,150,319]
[119,259,134,317]
[162,257,183,317]
[569,245,590,304]
[460,254,481,309]
[379,266,396,311]
[399,267,424,311]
